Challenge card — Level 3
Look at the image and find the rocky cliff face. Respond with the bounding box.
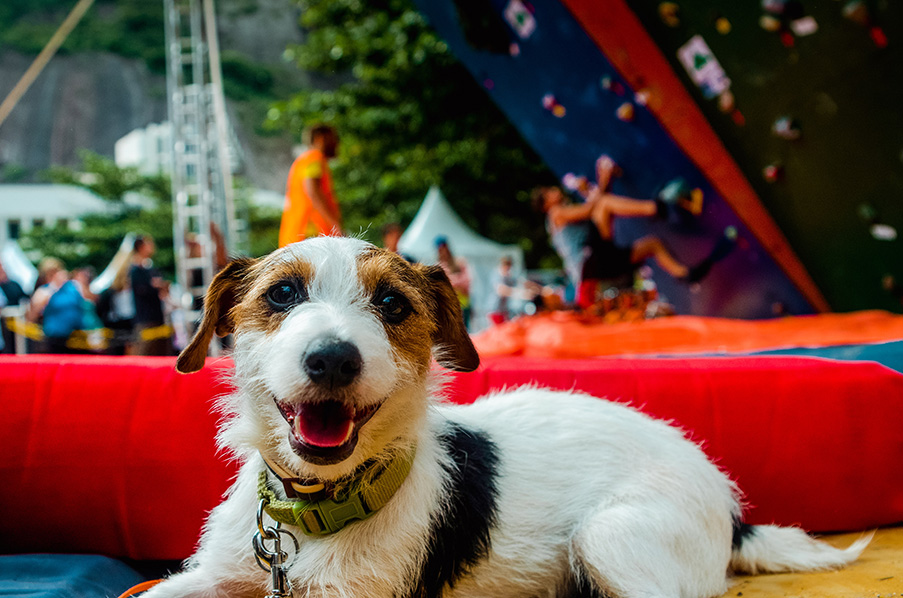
[0,0,307,192]
[0,51,166,173]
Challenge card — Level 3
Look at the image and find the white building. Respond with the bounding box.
[114,121,242,175]
[0,184,112,248]
[114,122,173,176]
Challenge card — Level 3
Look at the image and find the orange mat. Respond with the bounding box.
[473,310,903,358]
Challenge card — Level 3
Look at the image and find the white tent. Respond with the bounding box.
[398,186,524,332]
[1,240,38,295]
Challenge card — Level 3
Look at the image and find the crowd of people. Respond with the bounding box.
[0,234,173,356]
[0,125,739,353]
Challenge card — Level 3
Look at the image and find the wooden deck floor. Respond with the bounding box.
[721,527,902,597]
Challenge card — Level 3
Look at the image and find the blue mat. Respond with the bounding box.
[0,554,147,598]
[748,340,903,375]
[645,340,903,375]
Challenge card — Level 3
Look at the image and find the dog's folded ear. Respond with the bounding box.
[176,257,257,374]
[421,265,480,372]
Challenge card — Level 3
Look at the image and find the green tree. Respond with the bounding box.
[22,150,175,278]
[268,0,558,266]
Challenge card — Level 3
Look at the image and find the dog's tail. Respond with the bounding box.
[730,523,872,574]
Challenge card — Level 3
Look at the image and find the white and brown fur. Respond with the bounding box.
[146,236,869,598]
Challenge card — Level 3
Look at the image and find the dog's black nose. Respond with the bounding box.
[303,338,363,388]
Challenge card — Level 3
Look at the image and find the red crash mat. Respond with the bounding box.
[0,354,900,561]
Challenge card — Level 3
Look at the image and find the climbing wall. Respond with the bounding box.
[415,0,902,317]
[624,0,902,314]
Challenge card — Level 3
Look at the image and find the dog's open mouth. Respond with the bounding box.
[276,399,380,463]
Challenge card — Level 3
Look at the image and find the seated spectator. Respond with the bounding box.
[130,235,172,356]
[435,237,471,329]
[489,256,518,325]
[96,254,136,355]
[0,260,28,353]
[26,257,67,325]
[488,256,546,325]
[41,268,99,354]
[0,261,27,308]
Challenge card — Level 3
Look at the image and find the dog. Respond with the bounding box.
[145,236,869,598]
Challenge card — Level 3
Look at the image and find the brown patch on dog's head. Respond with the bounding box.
[229,253,316,336]
[357,248,479,373]
[176,257,257,373]
[418,263,480,372]
[357,249,435,374]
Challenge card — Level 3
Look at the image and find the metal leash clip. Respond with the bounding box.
[254,498,300,598]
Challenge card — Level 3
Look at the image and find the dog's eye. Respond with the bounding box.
[266,281,305,310]
[375,291,412,324]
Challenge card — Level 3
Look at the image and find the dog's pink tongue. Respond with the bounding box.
[294,401,354,448]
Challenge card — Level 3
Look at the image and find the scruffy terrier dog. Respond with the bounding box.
[145,236,867,598]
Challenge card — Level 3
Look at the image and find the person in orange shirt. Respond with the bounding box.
[279,124,344,247]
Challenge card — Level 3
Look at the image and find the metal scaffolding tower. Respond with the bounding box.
[163,0,237,339]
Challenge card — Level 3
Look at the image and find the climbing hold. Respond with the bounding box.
[857,203,878,223]
[869,26,888,48]
[634,88,652,106]
[600,76,626,96]
[616,102,635,122]
[542,94,566,117]
[503,0,537,39]
[772,116,802,140]
[842,0,869,25]
[790,15,818,36]
[780,30,796,47]
[562,173,590,195]
[762,0,787,16]
[718,90,735,112]
[871,224,898,241]
[764,0,805,19]
[759,15,782,32]
[763,163,783,182]
[658,2,680,27]
[715,17,732,34]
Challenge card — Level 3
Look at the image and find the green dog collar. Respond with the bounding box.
[258,447,416,536]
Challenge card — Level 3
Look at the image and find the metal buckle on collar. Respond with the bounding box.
[287,489,374,536]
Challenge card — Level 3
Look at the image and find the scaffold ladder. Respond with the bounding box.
[163,0,237,345]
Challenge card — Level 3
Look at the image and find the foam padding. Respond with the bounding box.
[472,310,903,358]
[0,355,238,560]
[1,354,900,563]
